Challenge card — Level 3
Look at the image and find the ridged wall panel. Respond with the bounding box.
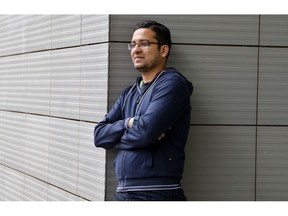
[23,115,50,182]
[80,44,109,122]
[258,47,288,125]
[25,51,51,115]
[23,175,48,201]
[257,127,288,200]
[260,15,288,46]
[255,15,288,201]
[183,126,256,201]
[81,15,109,44]
[0,113,106,201]
[1,166,25,201]
[78,122,106,200]
[27,15,52,52]
[48,117,79,195]
[50,47,81,120]
[169,45,258,125]
[0,15,27,56]
[51,15,81,49]
[0,57,7,109]
[1,112,26,172]
[0,165,3,200]
[1,54,27,113]
[108,42,135,107]
[0,15,108,201]
[110,15,259,45]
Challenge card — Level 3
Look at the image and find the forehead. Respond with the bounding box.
[131,28,156,41]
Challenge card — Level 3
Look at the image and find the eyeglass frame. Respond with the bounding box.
[128,40,164,51]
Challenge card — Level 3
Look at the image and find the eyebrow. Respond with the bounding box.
[131,39,152,43]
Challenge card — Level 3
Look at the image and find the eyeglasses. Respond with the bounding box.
[128,41,163,50]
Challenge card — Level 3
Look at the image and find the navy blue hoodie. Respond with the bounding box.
[94,67,193,192]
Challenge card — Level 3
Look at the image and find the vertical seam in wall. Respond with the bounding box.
[104,14,112,201]
[255,14,261,201]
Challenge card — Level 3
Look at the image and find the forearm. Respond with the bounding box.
[94,118,128,149]
[94,92,128,149]
[118,113,174,150]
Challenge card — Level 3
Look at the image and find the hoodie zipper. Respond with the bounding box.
[121,150,127,191]
[120,69,166,191]
[135,70,166,115]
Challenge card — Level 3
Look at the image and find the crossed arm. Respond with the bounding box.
[127,117,167,140]
[94,77,190,150]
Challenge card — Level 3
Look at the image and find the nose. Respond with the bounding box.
[133,44,142,52]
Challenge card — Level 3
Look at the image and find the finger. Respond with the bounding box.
[158,133,165,140]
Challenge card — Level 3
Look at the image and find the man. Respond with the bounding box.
[94,20,193,201]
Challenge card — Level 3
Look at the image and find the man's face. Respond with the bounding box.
[130,28,164,73]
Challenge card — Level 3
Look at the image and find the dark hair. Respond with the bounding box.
[133,20,172,61]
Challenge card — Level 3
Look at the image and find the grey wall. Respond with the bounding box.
[108,15,288,201]
[0,15,288,201]
[0,15,109,201]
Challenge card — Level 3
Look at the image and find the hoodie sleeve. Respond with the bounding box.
[118,73,192,150]
[94,91,128,149]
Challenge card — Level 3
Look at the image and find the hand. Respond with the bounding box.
[128,117,134,128]
[157,133,166,140]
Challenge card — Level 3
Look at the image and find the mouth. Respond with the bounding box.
[134,56,144,62]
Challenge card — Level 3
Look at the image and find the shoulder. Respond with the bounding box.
[160,67,192,85]
[158,67,193,95]
[161,68,185,81]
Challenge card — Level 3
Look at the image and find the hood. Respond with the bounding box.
[166,67,193,96]
[136,67,193,96]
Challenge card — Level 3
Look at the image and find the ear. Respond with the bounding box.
[161,45,169,58]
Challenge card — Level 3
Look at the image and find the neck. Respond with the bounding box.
[141,66,166,83]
